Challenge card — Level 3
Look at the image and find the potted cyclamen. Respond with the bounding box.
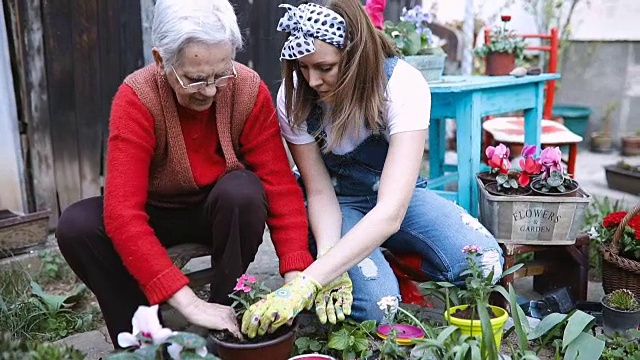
[474,15,526,76]
[383,5,446,82]
[479,144,538,196]
[210,275,297,360]
[106,305,219,359]
[529,147,580,197]
[600,289,640,338]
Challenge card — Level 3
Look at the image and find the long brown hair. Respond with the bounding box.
[282,0,398,152]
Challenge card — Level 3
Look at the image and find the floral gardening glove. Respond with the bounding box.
[241,273,321,338]
[314,271,353,324]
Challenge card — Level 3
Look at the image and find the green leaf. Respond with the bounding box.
[528,313,567,340]
[328,329,350,350]
[562,311,595,350]
[359,319,377,334]
[477,303,498,359]
[103,352,147,360]
[501,263,524,278]
[436,325,459,343]
[509,179,518,188]
[295,337,310,348]
[563,332,605,360]
[352,337,369,352]
[508,284,530,349]
[310,340,322,352]
[167,332,207,350]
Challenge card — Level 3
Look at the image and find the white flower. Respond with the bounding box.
[116,305,174,348]
[377,295,399,314]
[167,343,208,360]
[587,226,598,239]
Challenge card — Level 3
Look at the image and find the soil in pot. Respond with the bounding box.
[452,306,498,320]
[485,182,532,196]
[477,171,497,185]
[530,179,579,197]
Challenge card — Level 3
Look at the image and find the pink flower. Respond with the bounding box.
[234,274,257,293]
[486,143,511,174]
[539,147,563,175]
[521,144,538,159]
[365,0,386,29]
[462,245,482,254]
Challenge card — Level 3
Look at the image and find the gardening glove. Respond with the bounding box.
[314,246,353,324]
[241,273,321,338]
[314,271,353,324]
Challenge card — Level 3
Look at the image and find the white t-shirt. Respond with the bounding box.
[276,58,431,155]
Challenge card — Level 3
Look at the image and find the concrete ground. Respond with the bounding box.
[53,150,640,359]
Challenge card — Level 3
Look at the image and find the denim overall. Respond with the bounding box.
[304,57,503,322]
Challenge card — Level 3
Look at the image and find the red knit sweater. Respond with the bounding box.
[104,81,313,304]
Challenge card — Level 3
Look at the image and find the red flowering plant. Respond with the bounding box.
[228,274,271,317]
[482,143,544,194]
[597,211,640,261]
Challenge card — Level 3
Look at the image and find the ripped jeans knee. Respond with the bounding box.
[480,249,503,284]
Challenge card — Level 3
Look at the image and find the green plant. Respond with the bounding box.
[377,330,408,360]
[383,5,444,56]
[227,274,270,318]
[0,265,96,342]
[582,196,626,276]
[606,289,640,311]
[327,319,377,360]
[616,160,640,173]
[410,325,485,360]
[0,332,85,360]
[39,250,70,282]
[474,15,526,59]
[599,330,640,359]
[596,210,640,261]
[505,284,605,360]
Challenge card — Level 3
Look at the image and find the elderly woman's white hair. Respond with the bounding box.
[151,0,242,66]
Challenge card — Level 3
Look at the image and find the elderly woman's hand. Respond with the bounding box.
[168,286,242,339]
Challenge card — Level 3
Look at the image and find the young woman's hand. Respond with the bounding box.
[314,271,353,324]
[241,273,321,338]
[168,286,242,339]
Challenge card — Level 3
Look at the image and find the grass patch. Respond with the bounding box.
[0,251,101,343]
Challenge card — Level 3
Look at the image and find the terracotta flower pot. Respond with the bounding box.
[485,52,515,76]
[621,135,640,156]
[590,132,613,153]
[210,326,296,360]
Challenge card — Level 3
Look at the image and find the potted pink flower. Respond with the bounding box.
[530,146,580,196]
[209,274,297,360]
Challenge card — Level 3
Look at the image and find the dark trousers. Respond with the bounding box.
[56,170,267,345]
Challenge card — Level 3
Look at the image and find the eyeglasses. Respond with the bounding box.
[171,63,237,93]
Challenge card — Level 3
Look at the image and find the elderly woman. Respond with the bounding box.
[55,0,314,345]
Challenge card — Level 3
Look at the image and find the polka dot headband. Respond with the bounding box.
[276,3,346,60]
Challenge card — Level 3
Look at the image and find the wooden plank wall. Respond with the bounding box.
[6,0,144,222]
[0,2,27,213]
[5,0,56,223]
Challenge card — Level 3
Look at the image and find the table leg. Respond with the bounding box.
[428,118,446,186]
[455,93,481,215]
[523,82,545,151]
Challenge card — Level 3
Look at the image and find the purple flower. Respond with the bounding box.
[462,245,482,254]
[521,144,538,159]
[539,147,563,174]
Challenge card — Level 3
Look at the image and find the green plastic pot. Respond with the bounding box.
[552,104,592,140]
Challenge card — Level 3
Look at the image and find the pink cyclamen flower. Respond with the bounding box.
[521,144,538,159]
[486,143,511,174]
[539,147,563,174]
[364,0,386,29]
[462,245,482,254]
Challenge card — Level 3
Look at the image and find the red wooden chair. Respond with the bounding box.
[481,27,582,176]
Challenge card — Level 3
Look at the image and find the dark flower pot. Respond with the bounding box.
[210,326,296,360]
[605,165,640,195]
[485,52,515,76]
[530,179,579,197]
[601,295,640,338]
[289,355,337,360]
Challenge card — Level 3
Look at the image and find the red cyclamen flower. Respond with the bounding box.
[501,15,512,22]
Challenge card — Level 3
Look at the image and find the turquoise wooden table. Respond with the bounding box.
[425,74,561,216]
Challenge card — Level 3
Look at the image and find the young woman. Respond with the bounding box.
[241,0,503,338]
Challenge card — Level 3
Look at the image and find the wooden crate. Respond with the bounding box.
[477,178,591,245]
[0,209,51,255]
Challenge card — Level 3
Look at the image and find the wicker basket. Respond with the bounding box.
[599,203,640,298]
